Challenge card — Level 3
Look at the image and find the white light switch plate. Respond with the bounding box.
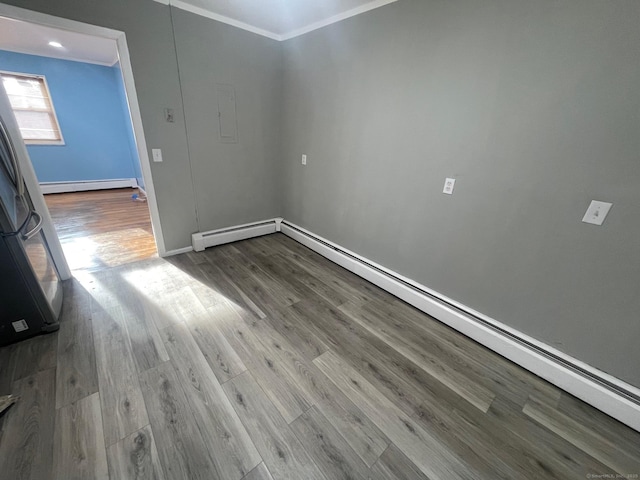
[152,149,163,163]
[302,154,307,165]
[443,178,456,195]
[582,200,612,226]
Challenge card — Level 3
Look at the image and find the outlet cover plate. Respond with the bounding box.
[582,200,613,226]
[443,178,456,195]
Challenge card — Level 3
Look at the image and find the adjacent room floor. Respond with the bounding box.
[0,234,638,479]
[44,188,157,272]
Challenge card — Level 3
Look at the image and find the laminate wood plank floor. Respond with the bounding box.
[0,233,639,479]
[44,188,157,272]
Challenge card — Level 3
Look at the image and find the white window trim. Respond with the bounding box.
[0,70,65,146]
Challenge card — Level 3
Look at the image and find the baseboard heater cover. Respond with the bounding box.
[39,178,138,194]
[192,217,282,252]
[279,220,640,433]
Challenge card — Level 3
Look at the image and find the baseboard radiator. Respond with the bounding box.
[279,220,640,433]
[192,218,282,252]
[40,178,138,194]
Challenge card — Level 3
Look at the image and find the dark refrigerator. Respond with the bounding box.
[0,110,62,346]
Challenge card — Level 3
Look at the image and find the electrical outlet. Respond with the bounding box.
[152,149,163,163]
[443,178,456,195]
[302,154,307,165]
[582,200,612,226]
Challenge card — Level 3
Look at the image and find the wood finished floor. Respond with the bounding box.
[0,233,638,480]
[44,188,157,272]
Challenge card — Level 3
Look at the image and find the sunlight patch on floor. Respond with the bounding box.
[60,227,157,271]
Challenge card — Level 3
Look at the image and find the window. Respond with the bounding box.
[1,72,63,145]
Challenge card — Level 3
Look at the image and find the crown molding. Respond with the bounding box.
[153,0,399,41]
[279,0,398,41]
[169,0,282,40]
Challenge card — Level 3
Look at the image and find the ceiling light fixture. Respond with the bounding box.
[48,41,63,48]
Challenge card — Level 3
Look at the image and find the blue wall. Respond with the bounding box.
[0,50,141,183]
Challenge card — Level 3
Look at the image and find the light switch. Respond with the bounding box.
[152,149,163,163]
[582,200,612,226]
[164,108,175,123]
[302,154,307,165]
[443,178,456,195]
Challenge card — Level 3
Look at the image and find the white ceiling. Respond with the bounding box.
[0,16,118,66]
[162,0,398,40]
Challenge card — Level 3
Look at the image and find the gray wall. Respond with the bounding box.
[172,9,283,230]
[281,0,640,388]
[5,0,283,251]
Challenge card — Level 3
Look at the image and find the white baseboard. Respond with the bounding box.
[40,178,137,194]
[161,246,194,257]
[192,218,281,252]
[280,220,640,433]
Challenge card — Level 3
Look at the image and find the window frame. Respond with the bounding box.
[1,70,65,146]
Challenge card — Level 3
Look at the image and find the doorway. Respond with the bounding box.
[0,4,165,274]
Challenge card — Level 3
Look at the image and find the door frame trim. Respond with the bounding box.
[0,3,167,274]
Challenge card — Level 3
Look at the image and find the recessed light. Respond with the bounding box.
[48,41,63,48]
